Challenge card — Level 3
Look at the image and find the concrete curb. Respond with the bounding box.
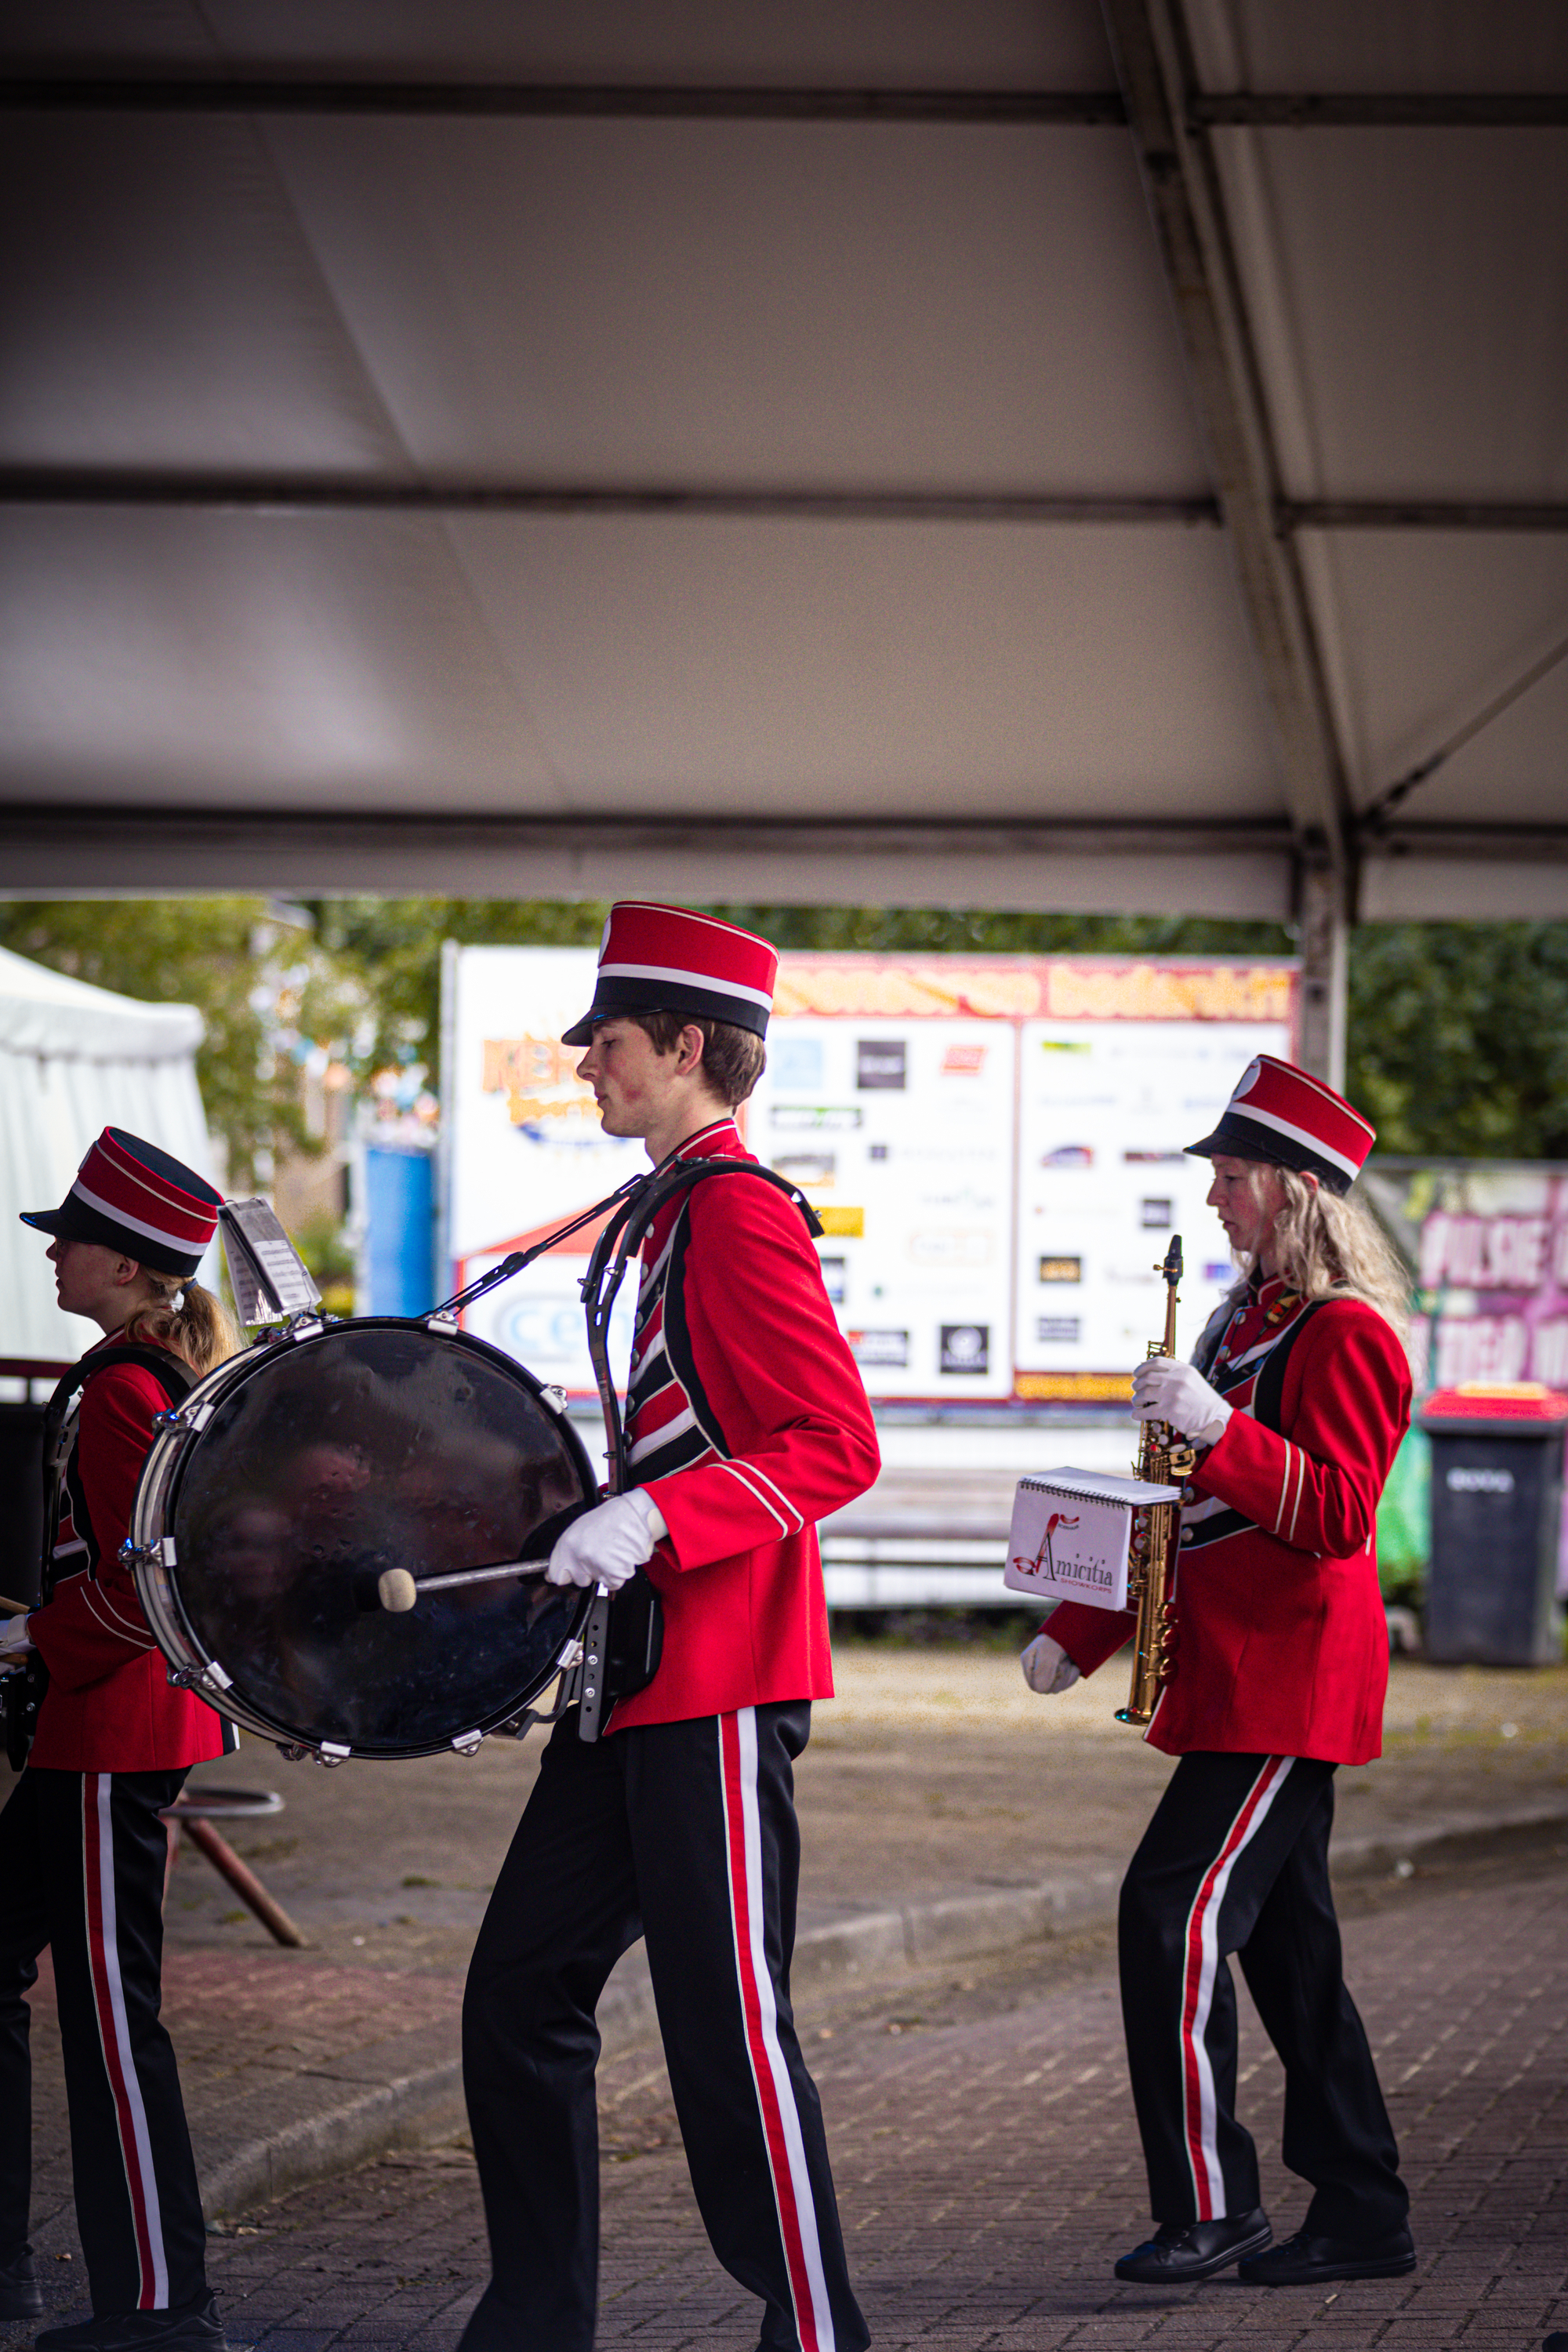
[201,1794,1568,2220]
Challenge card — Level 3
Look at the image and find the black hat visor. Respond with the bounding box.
[561,975,771,1049]
[1184,1113,1352,1196]
[20,1196,205,1277]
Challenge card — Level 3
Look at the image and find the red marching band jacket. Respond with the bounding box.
[609,1119,881,1731]
[1047,1277,1411,1767]
[29,1346,230,1773]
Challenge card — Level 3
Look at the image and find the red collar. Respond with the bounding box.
[661,1117,743,1168]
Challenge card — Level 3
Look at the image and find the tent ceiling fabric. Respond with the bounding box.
[1,0,1565,919]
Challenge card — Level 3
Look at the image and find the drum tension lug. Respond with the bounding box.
[451,1730,485,1758]
[314,1742,350,1767]
[425,1309,459,1334]
[165,1665,198,1690]
[542,1384,568,1414]
[277,1744,310,1763]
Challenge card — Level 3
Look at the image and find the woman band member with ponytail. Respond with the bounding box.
[0,1131,241,2351]
[1025,1059,1417,2292]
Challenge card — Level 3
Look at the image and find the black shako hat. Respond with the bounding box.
[20,1127,223,1278]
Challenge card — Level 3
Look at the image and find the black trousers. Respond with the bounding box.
[0,1767,209,2312]
[460,1703,869,2352]
[1119,1752,1408,2239]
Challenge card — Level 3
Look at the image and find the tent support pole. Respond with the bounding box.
[1294,860,1348,1093]
[1100,0,1353,901]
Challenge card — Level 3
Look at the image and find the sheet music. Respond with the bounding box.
[220,1199,321,1323]
[1004,1466,1181,1611]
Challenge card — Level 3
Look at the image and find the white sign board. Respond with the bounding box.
[746,1015,1017,1398]
[443,946,644,1394]
[441,948,1296,1404]
[1012,1016,1289,1394]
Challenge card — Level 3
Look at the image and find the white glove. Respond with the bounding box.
[1021,1631,1081,1695]
[1131,1357,1232,1448]
[0,1614,34,1657]
[545,1490,668,1591]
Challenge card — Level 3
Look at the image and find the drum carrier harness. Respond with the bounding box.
[445,1153,823,1743]
[2,1344,197,1771]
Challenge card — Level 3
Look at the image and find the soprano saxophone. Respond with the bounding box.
[1116,1236,1198,1726]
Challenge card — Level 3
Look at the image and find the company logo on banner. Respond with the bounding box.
[442,949,1298,1403]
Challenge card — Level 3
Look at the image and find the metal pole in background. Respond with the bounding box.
[1294,863,1348,1091]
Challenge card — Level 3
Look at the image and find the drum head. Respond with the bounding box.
[164,1322,596,1757]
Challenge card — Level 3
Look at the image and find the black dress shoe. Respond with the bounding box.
[1239,2225,1416,2285]
[34,2296,228,2352]
[1115,2209,1272,2283]
[0,2246,42,2323]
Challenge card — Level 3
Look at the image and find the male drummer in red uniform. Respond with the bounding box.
[459,905,880,2352]
[1023,1058,1417,2290]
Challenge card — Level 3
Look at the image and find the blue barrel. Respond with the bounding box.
[362,1146,435,1318]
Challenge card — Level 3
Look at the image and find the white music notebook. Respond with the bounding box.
[1004,1467,1182,1612]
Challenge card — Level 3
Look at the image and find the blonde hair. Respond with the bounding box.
[1228,1164,1411,1338]
[122,1273,245,1376]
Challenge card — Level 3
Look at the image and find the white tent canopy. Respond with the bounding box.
[2,0,1567,1075]
[0,947,214,1360]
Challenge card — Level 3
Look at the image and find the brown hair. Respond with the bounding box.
[122,1274,245,1376]
[629,1011,768,1109]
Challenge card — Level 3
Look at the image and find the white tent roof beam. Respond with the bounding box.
[2,811,1566,924]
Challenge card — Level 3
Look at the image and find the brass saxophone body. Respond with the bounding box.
[1116,1236,1198,1727]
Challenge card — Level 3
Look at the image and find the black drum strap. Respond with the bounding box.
[4,1345,198,1773]
[1247,1299,1330,1433]
[580,1156,822,1497]
[41,1344,196,1599]
[572,1157,823,1741]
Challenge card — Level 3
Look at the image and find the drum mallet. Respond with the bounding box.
[376,1557,546,1612]
[372,1501,593,1613]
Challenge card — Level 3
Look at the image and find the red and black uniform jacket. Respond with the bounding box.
[609,1118,881,1731]
[28,1342,231,1773]
[1047,1277,1410,1766]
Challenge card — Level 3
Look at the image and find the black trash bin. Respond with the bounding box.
[1420,1385,1568,1666]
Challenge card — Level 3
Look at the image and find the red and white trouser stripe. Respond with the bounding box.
[82,1774,169,2307]
[1178,1755,1295,2218]
[718,1710,837,2352]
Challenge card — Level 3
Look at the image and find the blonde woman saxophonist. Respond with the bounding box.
[1023,1058,1416,2292]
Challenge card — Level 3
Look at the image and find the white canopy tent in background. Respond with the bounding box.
[0,947,216,1361]
[3,2,1568,1088]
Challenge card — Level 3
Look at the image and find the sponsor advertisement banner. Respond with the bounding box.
[1362,1161,1568,1392]
[443,949,1297,1404]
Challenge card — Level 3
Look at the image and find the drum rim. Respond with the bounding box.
[131,1316,599,1759]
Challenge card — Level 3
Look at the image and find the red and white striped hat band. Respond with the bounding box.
[1185,1055,1376,1196]
[20,1127,223,1277]
[561,902,779,1046]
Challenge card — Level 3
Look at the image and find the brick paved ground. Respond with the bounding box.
[60,1837,1563,2352]
[9,1655,1549,1983]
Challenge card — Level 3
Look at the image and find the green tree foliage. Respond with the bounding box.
[1346,923,1568,1159]
[303,897,609,1075]
[0,898,365,1190]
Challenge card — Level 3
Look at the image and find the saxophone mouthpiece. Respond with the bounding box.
[1160,1235,1183,1286]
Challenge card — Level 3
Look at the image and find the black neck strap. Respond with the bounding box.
[580,1158,822,1494]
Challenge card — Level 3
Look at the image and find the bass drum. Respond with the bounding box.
[129,1319,597,1761]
